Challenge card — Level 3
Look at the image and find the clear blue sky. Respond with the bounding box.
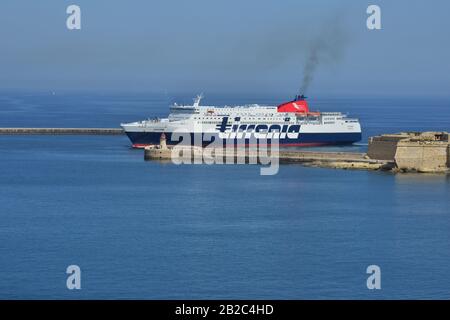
[1,0,449,96]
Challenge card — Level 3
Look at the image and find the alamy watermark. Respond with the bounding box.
[66,265,81,290]
[367,5,382,30]
[164,119,281,175]
[65,4,381,31]
[66,5,81,30]
[366,265,381,290]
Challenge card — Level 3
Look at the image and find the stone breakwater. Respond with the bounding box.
[1,127,447,173]
[144,132,450,174]
[0,128,124,135]
[144,145,394,171]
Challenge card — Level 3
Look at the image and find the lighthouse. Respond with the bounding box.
[159,132,167,149]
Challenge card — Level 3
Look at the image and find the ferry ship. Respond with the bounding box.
[121,94,362,148]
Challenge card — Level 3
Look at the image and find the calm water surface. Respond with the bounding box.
[0,93,449,299]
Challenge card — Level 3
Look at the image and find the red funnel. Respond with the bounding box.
[277,97,309,113]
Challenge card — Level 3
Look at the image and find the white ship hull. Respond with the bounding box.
[121,95,362,148]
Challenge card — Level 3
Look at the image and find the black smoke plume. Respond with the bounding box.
[299,17,350,94]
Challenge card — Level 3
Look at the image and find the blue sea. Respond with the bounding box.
[0,92,449,299]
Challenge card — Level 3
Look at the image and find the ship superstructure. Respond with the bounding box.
[121,94,362,148]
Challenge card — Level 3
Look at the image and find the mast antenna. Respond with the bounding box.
[193,93,203,107]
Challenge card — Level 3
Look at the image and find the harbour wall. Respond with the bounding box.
[1,127,448,173]
[367,133,411,160]
[395,140,449,173]
[144,146,392,170]
[0,128,124,135]
[145,131,450,173]
[368,132,450,173]
[448,144,450,168]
